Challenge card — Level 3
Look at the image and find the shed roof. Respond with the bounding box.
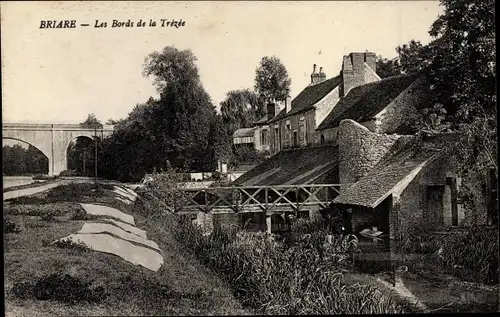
[332,134,456,208]
[232,128,255,138]
[233,144,339,186]
[269,76,342,123]
[317,73,421,130]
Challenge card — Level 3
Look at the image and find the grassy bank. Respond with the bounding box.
[167,214,405,314]
[400,226,499,285]
[4,182,251,316]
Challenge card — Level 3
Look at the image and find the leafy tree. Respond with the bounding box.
[393,0,496,224]
[254,56,291,102]
[80,113,103,128]
[396,40,434,74]
[206,115,233,169]
[3,144,27,175]
[375,56,402,79]
[98,46,218,181]
[2,144,48,175]
[143,46,217,172]
[220,89,266,135]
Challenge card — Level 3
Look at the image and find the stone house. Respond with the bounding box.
[331,119,465,250]
[232,51,381,154]
[315,72,434,144]
[232,102,284,153]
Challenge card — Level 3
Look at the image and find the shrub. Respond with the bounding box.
[172,216,404,314]
[52,238,91,252]
[437,227,498,284]
[4,220,22,234]
[12,273,108,303]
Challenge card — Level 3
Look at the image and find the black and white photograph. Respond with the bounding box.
[1,0,498,315]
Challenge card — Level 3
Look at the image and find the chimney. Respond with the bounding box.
[267,102,276,120]
[285,93,292,114]
[341,51,377,96]
[310,64,320,85]
[365,52,377,73]
[318,66,327,83]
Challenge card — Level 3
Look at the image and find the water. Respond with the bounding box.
[3,176,40,189]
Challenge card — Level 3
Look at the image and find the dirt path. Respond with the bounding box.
[3,180,65,200]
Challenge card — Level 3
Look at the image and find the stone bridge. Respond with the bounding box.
[3,123,114,176]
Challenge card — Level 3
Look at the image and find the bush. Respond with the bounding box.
[4,220,22,234]
[438,227,498,284]
[52,238,91,252]
[12,273,108,303]
[172,216,404,314]
[402,226,499,284]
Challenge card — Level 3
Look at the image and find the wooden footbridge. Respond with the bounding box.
[164,184,347,216]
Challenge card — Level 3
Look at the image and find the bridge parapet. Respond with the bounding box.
[3,123,114,132]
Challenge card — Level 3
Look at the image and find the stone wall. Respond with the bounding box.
[338,119,400,184]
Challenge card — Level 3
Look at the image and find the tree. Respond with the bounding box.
[254,56,291,102]
[98,46,219,181]
[143,46,217,171]
[393,0,496,224]
[375,56,402,79]
[80,113,103,128]
[220,89,266,135]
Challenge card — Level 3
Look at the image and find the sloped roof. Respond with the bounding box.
[317,73,421,130]
[269,76,342,123]
[233,144,339,186]
[332,135,453,208]
[254,115,269,126]
[233,128,255,138]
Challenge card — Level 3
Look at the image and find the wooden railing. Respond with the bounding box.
[169,184,347,214]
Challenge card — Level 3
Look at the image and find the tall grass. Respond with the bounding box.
[173,216,404,314]
[402,226,498,284]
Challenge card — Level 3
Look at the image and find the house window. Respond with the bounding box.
[293,131,298,147]
[261,130,268,145]
[274,128,280,151]
[320,134,325,144]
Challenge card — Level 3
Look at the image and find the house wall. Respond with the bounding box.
[338,119,400,184]
[269,108,317,153]
[389,155,464,243]
[314,86,341,138]
[254,125,270,152]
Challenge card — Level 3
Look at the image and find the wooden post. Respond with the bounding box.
[266,214,272,234]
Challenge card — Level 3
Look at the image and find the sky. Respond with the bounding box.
[1,1,443,125]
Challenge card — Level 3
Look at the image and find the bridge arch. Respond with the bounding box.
[66,135,95,175]
[2,123,114,176]
[2,137,50,174]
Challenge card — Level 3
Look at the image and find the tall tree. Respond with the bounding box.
[392,0,496,223]
[143,46,217,171]
[220,89,266,135]
[254,56,291,102]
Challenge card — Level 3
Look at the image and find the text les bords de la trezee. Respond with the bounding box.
[39,19,186,29]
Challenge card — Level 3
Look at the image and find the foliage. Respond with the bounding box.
[172,216,404,314]
[230,145,268,167]
[99,46,219,181]
[12,273,108,303]
[254,56,291,102]
[403,226,498,285]
[375,56,402,79]
[2,144,48,175]
[391,0,496,220]
[220,89,266,135]
[4,220,22,234]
